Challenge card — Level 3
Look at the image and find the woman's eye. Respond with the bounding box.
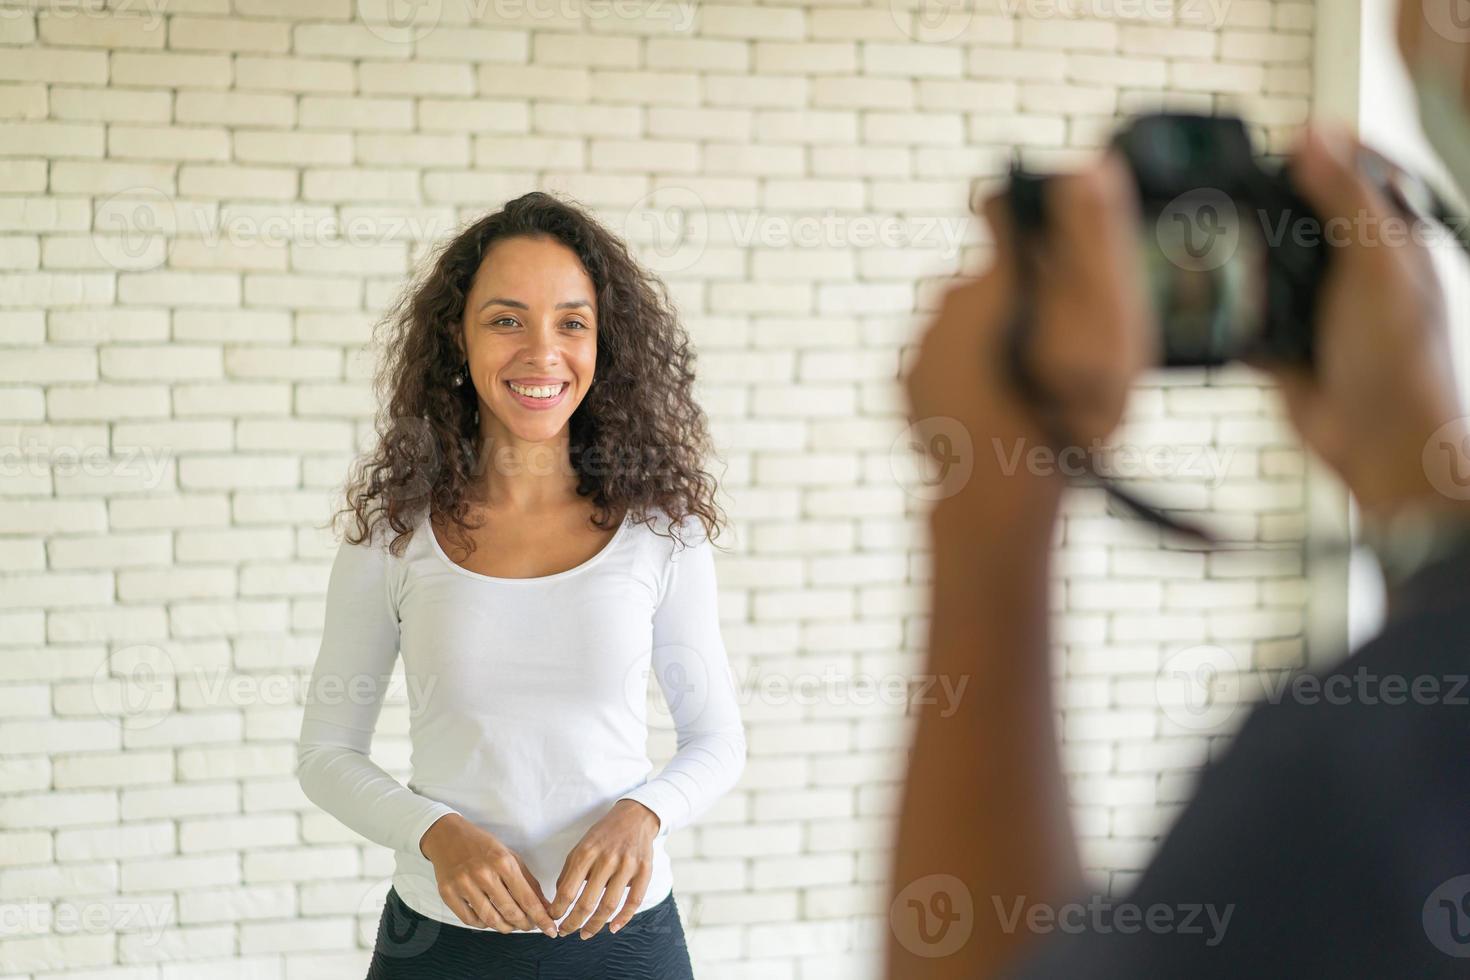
[565,320,588,330]
[490,317,517,328]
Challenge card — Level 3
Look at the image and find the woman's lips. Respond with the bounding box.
[505,381,569,410]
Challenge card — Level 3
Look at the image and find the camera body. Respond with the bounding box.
[1005,112,1330,368]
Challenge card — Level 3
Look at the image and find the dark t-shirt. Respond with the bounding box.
[1007,543,1470,979]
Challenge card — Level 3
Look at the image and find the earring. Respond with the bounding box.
[452,363,467,387]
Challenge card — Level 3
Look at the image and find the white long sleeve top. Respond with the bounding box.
[295,505,746,931]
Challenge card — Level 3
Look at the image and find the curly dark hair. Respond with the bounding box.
[328,190,725,559]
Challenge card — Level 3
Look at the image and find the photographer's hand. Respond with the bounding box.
[905,153,1153,466]
[1269,124,1467,519]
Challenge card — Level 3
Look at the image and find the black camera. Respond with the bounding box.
[1004,112,1329,368]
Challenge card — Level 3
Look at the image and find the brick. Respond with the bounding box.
[419,98,530,133]
[109,124,231,162]
[0,122,103,159]
[179,164,297,200]
[535,32,639,68]
[862,43,963,78]
[647,37,748,71]
[38,12,167,48]
[112,52,233,89]
[536,102,643,138]
[755,41,855,74]
[1167,61,1265,94]
[0,83,46,120]
[235,55,355,93]
[359,60,475,96]
[0,48,108,85]
[699,5,804,40]
[170,16,292,53]
[592,70,701,106]
[177,91,296,127]
[809,9,911,42]
[299,95,415,130]
[49,86,171,123]
[301,168,419,203]
[0,13,35,44]
[293,23,410,59]
[415,26,528,62]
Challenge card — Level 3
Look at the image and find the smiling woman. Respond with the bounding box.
[296,191,746,979]
[342,191,723,551]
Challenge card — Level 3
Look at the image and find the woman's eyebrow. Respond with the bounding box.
[477,297,593,313]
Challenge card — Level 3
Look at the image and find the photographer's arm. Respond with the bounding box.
[887,159,1151,980]
[889,423,1078,980]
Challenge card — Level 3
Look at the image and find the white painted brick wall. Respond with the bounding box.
[0,1,1314,976]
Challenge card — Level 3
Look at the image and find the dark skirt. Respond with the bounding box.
[365,885,696,980]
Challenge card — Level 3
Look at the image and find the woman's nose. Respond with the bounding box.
[521,322,561,363]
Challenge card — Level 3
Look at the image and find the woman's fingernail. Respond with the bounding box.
[610,924,621,935]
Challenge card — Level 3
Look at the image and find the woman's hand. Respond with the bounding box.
[549,799,660,939]
[419,813,558,936]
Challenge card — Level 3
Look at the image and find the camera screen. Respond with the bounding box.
[1144,190,1267,367]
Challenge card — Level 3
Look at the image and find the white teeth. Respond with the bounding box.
[508,382,564,399]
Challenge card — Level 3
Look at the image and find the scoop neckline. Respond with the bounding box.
[422,508,631,585]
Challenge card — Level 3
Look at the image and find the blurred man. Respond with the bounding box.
[888,3,1470,977]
